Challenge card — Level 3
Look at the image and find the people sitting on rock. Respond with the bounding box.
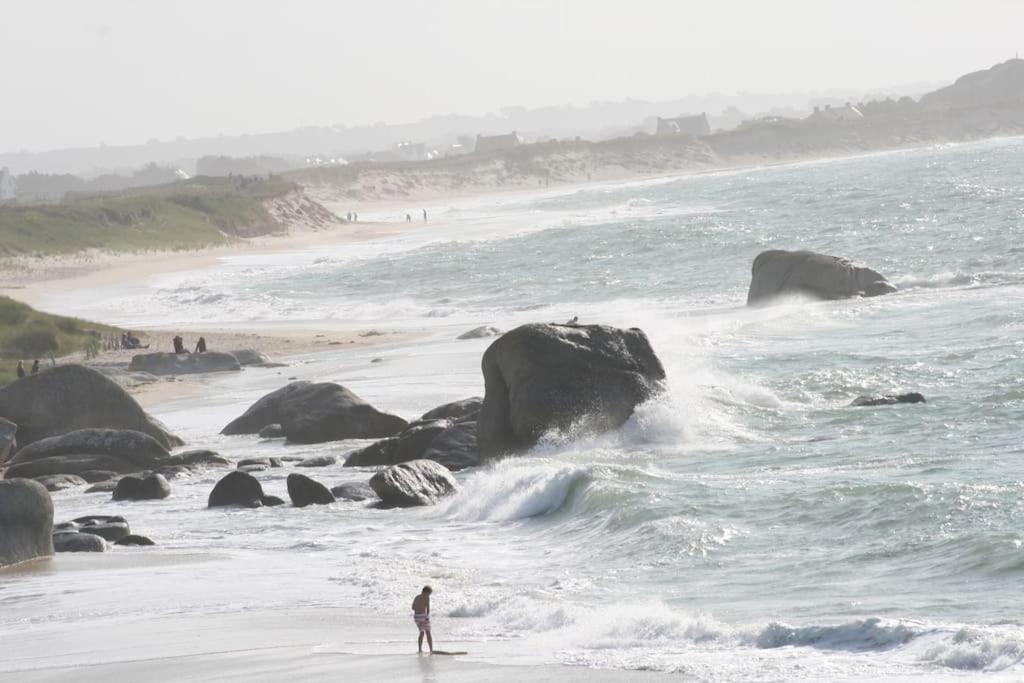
[121,332,146,350]
[565,316,579,325]
[173,335,185,354]
[31,360,40,375]
[16,360,25,379]
[195,336,207,354]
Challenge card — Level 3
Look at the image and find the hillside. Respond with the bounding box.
[0,296,121,385]
[0,176,340,257]
[919,58,1024,110]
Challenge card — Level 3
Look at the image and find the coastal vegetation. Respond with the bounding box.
[0,296,120,385]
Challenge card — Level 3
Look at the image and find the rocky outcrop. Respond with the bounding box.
[34,474,88,491]
[208,471,275,508]
[115,534,155,546]
[4,429,170,479]
[112,473,171,501]
[422,421,480,471]
[74,515,130,542]
[286,473,336,507]
[850,392,926,407]
[222,381,407,443]
[0,365,182,450]
[344,419,481,471]
[129,351,242,376]
[421,397,482,422]
[369,460,458,508]
[258,424,285,439]
[53,531,107,553]
[0,418,16,463]
[477,323,666,456]
[0,479,54,567]
[746,250,897,306]
[458,325,503,340]
[331,482,377,502]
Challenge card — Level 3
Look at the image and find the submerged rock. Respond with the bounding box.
[369,460,458,508]
[53,531,107,553]
[112,473,171,501]
[34,474,88,492]
[4,429,171,479]
[457,325,503,340]
[115,534,156,546]
[77,518,131,543]
[286,473,336,507]
[330,482,377,502]
[0,479,54,567]
[746,249,897,306]
[477,323,666,456]
[850,393,926,407]
[0,365,181,451]
[129,351,241,376]
[296,455,337,468]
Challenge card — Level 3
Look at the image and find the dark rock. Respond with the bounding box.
[851,392,927,407]
[53,521,79,532]
[746,250,898,306]
[221,381,407,443]
[34,474,88,492]
[421,397,483,422]
[0,479,54,567]
[369,460,458,508]
[72,514,127,526]
[422,421,480,471]
[85,480,121,494]
[344,437,399,468]
[258,424,285,439]
[457,325,503,340]
[53,531,107,553]
[208,471,266,508]
[286,473,336,507]
[115,534,155,546]
[296,455,337,468]
[478,323,666,456]
[0,364,181,451]
[237,457,282,469]
[330,482,377,502]
[129,351,241,376]
[345,421,452,468]
[5,429,171,480]
[174,450,231,468]
[0,417,16,463]
[261,495,286,506]
[112,473,171,501]
[78,521,130,543]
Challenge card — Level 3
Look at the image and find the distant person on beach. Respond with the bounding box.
[194,336,207,353]
[406,213,412,223]
[411,586,433,654]
[422,209,427,223]
[31,360,40,375]
[353,212,358,222]
[346,212,352,222]
[173,335,185,354]
[16,361,25,379]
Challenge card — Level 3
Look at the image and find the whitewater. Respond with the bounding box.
[3,137,1024,681]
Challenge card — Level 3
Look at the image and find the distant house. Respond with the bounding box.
[806,103,864,123]
[0,167,15,201]
[474,132,522,154]
[655,113,711,137]
[395,141,426,161]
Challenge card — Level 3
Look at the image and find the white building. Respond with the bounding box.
[0,167,15,201]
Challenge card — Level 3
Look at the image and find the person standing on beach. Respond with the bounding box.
[31,360,40,375]
[16,361,25,379]
[411,586,433,654]
[422,209,427,223]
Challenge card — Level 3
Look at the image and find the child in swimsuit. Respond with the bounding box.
[411,585,433,653]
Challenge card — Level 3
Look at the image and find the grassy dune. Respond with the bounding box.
[0,176,298,257]
[0,296,121,385]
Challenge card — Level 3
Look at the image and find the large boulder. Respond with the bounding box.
[0,365,182,451]
[421,397,482,422]
[422,421,480,471]
[129,351,241,376]
[746,249,898,306]
[369,460,458,508]
[112,473,171,501]
[345,420,450,468]
[221,381,408,443]
[208,471,274,508]
[4,429,171,479]
[53,531,107,553]
[286,473,336,507]
[34,474,88,492]
[331,482,377,502]
[0,479,54,567]
[0,418,16,463]
[477,323,666,456]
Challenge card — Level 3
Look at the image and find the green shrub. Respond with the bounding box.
[56,317,80,334]
[0,297,32,326]
[9,325,59,355]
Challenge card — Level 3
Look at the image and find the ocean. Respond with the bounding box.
[5,137,1024,680]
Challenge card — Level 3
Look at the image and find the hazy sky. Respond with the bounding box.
[3,0,1022,153]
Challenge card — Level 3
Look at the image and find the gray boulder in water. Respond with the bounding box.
[0,365,182,451]
[421,397,482,422]
[477,323,666,456]
[850,392,926,407]
[112,473,171,501]
[221,381,407,444]
[208,471,274,508]
[4,429,171,479]
[228,349,273,366]
[746,249,897,306]
[53,531,107,553]
[331,481,377,502]
[129,351,241,376]
[369,460,458,508]
[0,479,55,567]
[286,473,336,507]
